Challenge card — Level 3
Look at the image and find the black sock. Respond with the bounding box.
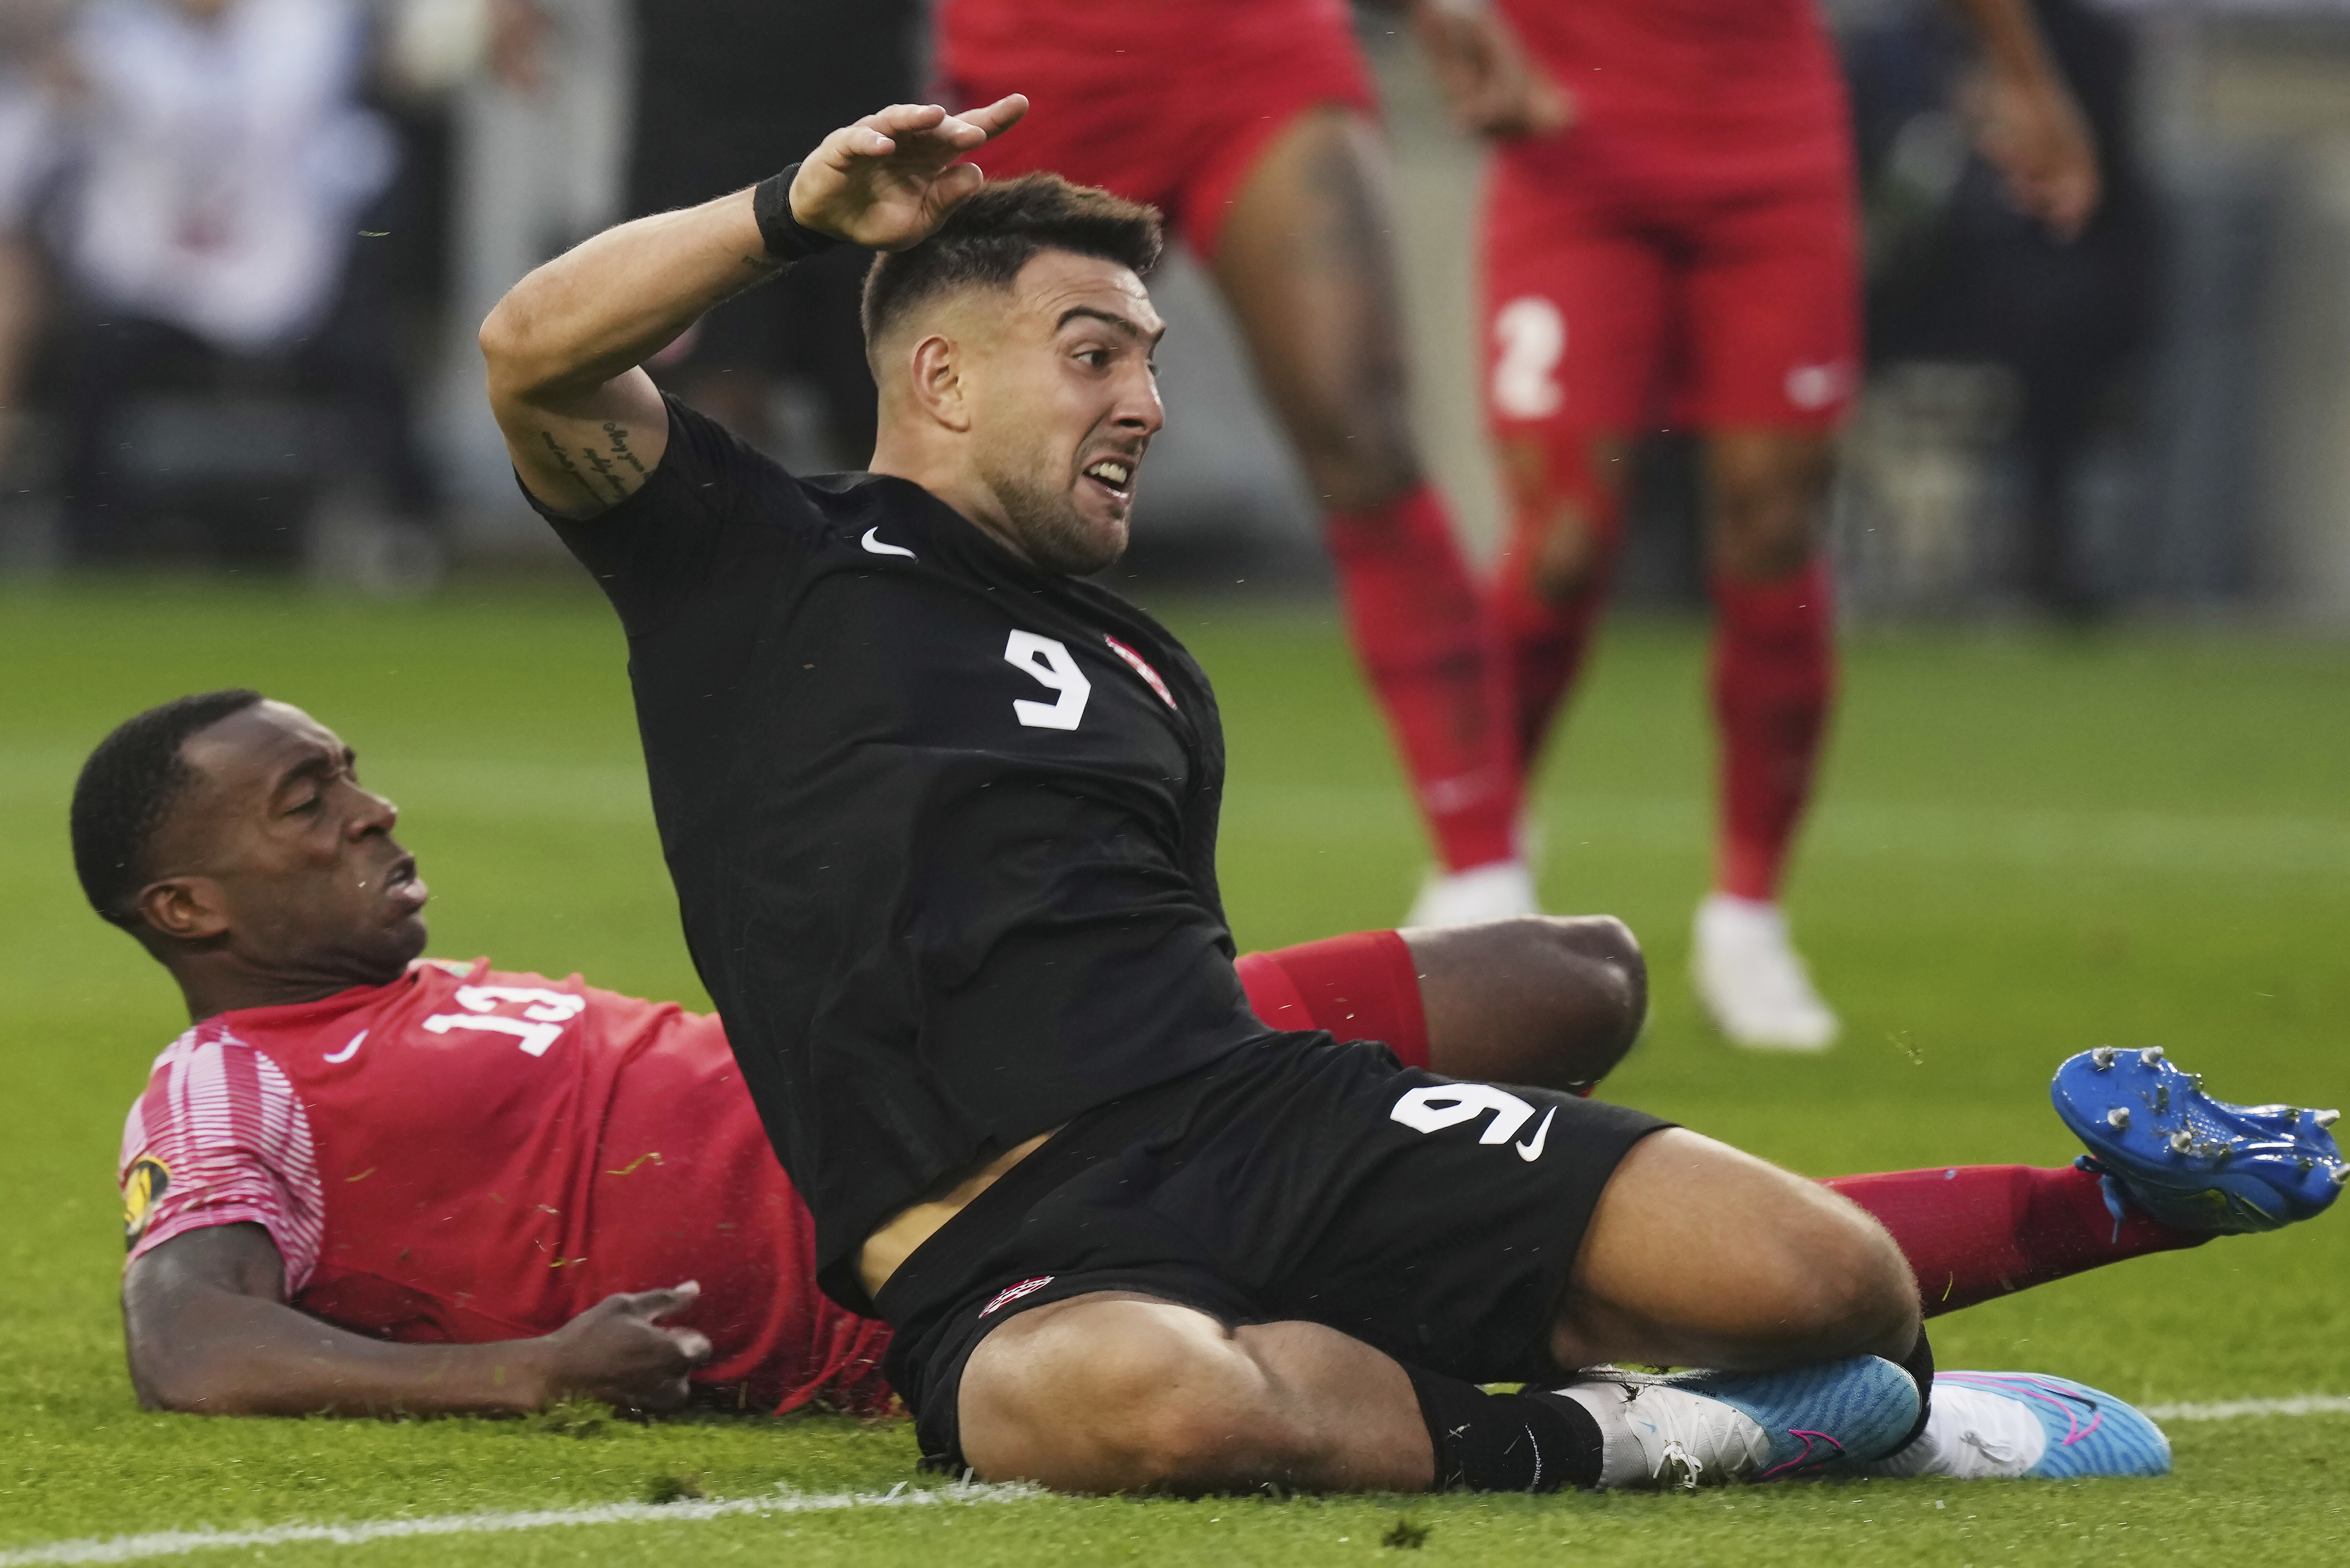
[1404,1364,1605,1492]
[1890,1325,1936,1455]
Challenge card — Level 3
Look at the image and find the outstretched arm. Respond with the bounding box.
[479,95,1028,519]
[1945,0,2100,239]
[123,1224,711,1418]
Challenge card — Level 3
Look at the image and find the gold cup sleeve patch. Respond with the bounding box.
[122,1156,171,1249]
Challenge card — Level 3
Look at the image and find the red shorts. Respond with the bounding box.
[1480,155,1862,440]
[933,0,1378,258]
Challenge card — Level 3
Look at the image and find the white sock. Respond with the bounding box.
[1863,1384,2047,1480]
[1554,1382,1648,1489]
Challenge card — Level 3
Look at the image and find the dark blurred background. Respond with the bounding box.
[3,0,2349,624]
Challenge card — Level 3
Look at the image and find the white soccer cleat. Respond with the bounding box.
[1856,1372,2171,1480]
[1555,1355,1921,1490]
[1691,893,1840,1051]
[1404,860,1541,928]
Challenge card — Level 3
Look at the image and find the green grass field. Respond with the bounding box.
[2,580,2346,1565]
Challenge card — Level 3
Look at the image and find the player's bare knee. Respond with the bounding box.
[1521,915,1645,1069]
[959,1299,1293,1493]
[1760,1194,1919,1359]
[1707,437,1831,581]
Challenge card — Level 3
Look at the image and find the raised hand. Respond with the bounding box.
[790,97,1031,253]
[535,1282,713,1414]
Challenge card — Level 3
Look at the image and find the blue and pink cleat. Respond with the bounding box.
[2052,1045,2346,1234]
[1859,1372,2172,1480]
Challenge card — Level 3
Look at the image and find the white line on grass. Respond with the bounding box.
[7,1398,2348,1564]
[2147,1394,2350,1421]
[0,1482,1038,1567]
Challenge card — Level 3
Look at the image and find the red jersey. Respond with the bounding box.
[1496,0,1852,197]
[118,960,890,1414]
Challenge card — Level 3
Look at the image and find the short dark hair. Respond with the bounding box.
[861,173,1163,348]
[71,689,265,929]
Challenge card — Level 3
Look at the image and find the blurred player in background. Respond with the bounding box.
[1414,0,2098,1049]
[626,0,919,468]
[932,0,1535,928]
[0,0,72,473]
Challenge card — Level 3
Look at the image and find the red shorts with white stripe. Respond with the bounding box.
[932,0,1377,258]
[1480,155,1863,439]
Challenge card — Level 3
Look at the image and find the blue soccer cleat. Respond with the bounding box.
[1567,1354,1921,1489]
[2052,1046,2347,1234]
[1858,1372,2171,1481]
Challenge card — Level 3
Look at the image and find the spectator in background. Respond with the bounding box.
[625,0,918,467]
[49,0,440,573]
[0,0,72,473]
[1857,0,2159,620]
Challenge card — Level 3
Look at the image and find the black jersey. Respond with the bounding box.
[540,398,1274,1309]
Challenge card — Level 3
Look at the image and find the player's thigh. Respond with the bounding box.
[1678,180,1859,441]
[1482,173,1663,585]
[1552,1128,1918,1373]
[1209,106,1418,507]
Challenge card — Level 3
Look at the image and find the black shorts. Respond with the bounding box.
[874,1034,1672,1472]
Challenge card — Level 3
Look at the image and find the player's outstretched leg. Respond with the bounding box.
[1211,108,1534,923]
[1693,431,1841,1052]
[1858,1372,2171,1481]
[2055,1046,2347,1232]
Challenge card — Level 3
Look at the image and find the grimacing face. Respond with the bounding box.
[963,249,1167,576]
[142,702,429,986]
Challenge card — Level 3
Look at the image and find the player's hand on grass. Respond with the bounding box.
[534,1282,712,1415]
[1411,2,1572,140]
[789,97,1030,252]
[1967,67,2100,241]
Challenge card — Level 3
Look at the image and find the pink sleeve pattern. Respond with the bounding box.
[118,1028,326,1291]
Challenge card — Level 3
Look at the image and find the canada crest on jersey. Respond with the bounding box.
[122,1156,170,1249]
[1102,634,1176,710]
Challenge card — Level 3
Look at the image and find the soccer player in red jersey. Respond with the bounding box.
[78,689,2338,1468]
[931,0,1536,926]
[1415,0,2100,1049]
[84,691,1639,1418]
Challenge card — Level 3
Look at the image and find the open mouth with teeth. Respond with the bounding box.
[1083,457,1136,501]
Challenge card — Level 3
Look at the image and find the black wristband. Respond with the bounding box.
[752,163,843,263]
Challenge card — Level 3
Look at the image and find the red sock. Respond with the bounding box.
[1824,1163,2208,1317]
[1324,484,1520,872]
[1235,929,1430,1068]
[1711,560,1836,901]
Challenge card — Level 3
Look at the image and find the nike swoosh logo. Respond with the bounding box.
[1516,1105,1555,1162]
[861,527,915,560]
[324,1029,367,1065]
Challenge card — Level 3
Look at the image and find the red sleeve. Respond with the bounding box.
[1236,929,1430,1068]
[119,1031,326,1290]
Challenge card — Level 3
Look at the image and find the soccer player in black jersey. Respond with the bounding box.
[479,100,1937,1495]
